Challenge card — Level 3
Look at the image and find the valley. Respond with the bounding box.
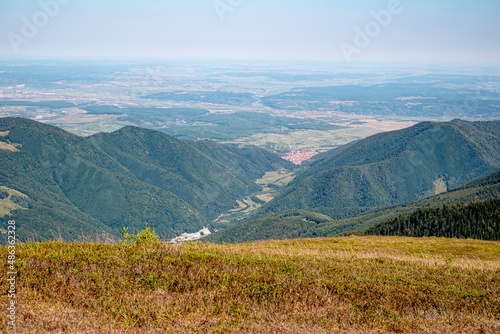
[212,170,296,229]
[2,116,499,245]
[0,117,293,243]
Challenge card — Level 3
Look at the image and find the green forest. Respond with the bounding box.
[359,199,500,241]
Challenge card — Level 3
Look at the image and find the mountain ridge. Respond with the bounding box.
[0,117,292,242]
[258,119,500,219]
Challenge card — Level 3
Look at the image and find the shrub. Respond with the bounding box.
[120,224,160,245]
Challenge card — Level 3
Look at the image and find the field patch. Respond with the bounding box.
[213,171,296,227]
[256,171,295,187]
[0,141,20,152]
[434,177,448,195]
[0,186,29,217]
[255,193,276,203]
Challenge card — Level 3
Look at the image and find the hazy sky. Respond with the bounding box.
[1,0,499,64]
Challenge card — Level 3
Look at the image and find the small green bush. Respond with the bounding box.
[120,224,160,245]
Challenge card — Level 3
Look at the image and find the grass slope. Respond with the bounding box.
[1,237,499,333]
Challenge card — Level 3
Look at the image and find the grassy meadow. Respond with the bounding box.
[1,236,499,333]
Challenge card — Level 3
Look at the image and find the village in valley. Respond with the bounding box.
[281,150,319,165]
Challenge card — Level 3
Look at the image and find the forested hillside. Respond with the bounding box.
[0,117,292,242]
[261,120,500,219]
[357,199,500,241]
[206,169,500,243]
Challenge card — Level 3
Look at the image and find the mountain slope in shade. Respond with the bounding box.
[203,210,335,244]
[0,118,291,242]
[328,169,500,236]
[260,120,500,219]
[191,140,295,181]
[205,169,500,244]
[88,126,258,221]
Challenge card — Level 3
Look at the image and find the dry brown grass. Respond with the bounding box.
[225,237,500,271]
[0,141,19,152]
[0,236,499,333]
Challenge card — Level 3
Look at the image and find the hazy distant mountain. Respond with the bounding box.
[0,118,292,242]
[261,84,500,118]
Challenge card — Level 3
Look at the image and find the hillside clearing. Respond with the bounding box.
[0,186,29,217]
[0,141,20,152]
[433,177,447,195]
[256,171,295,187]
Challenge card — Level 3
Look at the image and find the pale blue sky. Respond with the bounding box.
[1,0,499,64]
